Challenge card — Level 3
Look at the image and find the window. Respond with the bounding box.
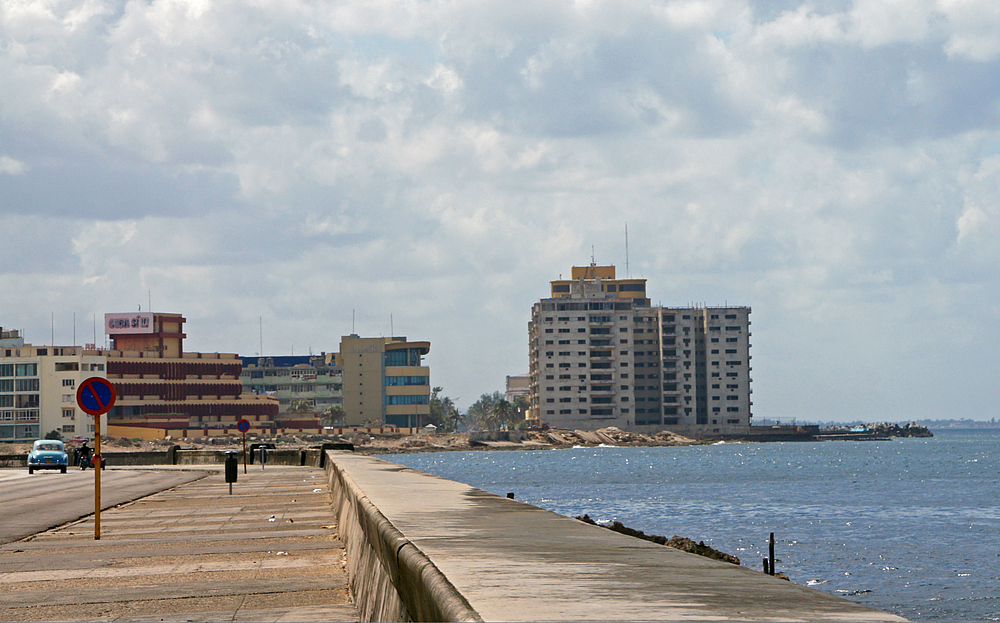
[62,409,75,419]
[546,387,555,391]
[545,329,553,333]
[545,375,554,380]
[558,328,570,333]
[558,340,570,345]
[16,379,40,391]
[62,425,75,433]
[546,398,555,403]
[726,361,742,366]
[559,397,571,403]
[726,337,738,343]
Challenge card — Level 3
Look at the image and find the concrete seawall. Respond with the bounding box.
[323,451,907,623]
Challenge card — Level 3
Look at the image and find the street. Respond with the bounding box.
[0,468,208,544]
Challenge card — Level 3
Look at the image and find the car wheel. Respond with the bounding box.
[60,466,67,474]
[28,467,33,474]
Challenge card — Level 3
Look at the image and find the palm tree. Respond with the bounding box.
[287,398,313,414]
[320,405,346,427]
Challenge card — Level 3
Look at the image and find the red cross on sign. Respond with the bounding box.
[76,377,117,416]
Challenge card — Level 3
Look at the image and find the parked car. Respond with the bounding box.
[27,440,69,474]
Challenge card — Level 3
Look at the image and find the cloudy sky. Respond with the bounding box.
[2,0,998,421]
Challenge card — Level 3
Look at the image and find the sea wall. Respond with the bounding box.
[322,451,907,623]
[324,451,480,622]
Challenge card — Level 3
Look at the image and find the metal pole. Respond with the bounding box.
[242,432,247,474]
[768,532,775,576]
[94,427,102,540]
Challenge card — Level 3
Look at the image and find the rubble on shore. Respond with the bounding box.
[575,513,740,565]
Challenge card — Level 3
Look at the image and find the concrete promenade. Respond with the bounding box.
[328,452,908,622]
[0,466,357,622]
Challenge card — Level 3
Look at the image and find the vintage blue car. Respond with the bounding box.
[27,440,69,474]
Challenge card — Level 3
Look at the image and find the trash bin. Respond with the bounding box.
[224,451,238,484]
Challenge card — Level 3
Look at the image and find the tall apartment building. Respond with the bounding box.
[239,354,343,416]
[336,335,431,428]
[0,340,108,442]
[528,264,752,435]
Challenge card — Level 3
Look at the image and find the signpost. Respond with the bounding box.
[237,419,250,474]
[76,377,116,540]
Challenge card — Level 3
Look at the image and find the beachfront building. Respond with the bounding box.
[239,355,343,420]
[336,335,431,428]
[100,312,279,438]
[0,339,109,441]
[528,264,752,436]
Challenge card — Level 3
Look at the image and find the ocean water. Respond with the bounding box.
[385,429,1000,623]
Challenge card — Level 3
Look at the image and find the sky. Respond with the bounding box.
[1,0,999,421]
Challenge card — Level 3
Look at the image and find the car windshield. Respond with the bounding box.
[36,443,61,452]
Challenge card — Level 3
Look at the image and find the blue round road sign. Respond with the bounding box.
[76,377,117,416]
[237,419,250,433]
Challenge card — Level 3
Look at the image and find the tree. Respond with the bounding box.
[44,429,63,441]
[320,405,346,427]
[428,387,462,432]
[466,391,522,433]
[287,398,313,414]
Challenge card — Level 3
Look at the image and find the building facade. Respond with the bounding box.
[336,335,431,428]
[528,264,752,435]
[239,355,343,418]
[101,312,279,437]
[1,342,108,441]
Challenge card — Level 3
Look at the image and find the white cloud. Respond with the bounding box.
[0,155,27,175]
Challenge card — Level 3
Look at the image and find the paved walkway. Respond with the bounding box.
[0,466,358,622]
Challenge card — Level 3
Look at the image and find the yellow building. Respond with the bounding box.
[336,335,430,427]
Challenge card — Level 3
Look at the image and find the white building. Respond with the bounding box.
[528,264,752,436]
[0,341,108,442]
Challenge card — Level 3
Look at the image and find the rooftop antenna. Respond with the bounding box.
[93,315,96,348]
[148,290,151,312]
[259,317,263,356]
[625,221,630,278]
[391,314,394,338]
[352,309,356,334]
[73,312,76,347]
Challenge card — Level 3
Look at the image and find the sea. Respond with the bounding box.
[385,428,1000,623]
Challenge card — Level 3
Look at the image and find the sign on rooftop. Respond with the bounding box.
[105,312,153,334]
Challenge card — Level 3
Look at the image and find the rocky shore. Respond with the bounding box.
[0,421,933,458]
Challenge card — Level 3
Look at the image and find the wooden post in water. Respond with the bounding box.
[768,532,775,576]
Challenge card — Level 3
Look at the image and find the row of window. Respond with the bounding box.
[385,394,429,405]
[0,409,39,421]
[0,363,38,377]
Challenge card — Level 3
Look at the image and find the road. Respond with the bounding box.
[0,468,209,545]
